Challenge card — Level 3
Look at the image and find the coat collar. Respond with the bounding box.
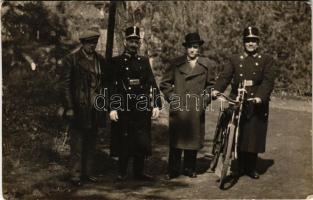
[175,55,207,78]
[242,52,259,58]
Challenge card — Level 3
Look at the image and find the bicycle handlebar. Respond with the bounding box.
[216,93,237,104]
[215,92,257,104]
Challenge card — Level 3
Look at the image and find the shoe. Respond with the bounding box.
[207,168,214,173]
[164,173,180,180]
[183,169,197,178]
[117,174,128,181]
[235,169,245,177]
[70,179,84,187]
[246,171,260,179]
[134,173,155,181]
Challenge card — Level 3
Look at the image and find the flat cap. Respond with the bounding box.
[79,30,100,43]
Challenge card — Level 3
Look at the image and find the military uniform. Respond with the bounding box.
[215,52,275,151]
[213,27,276,177]
[109,51,162,178]
[59,30,108,184]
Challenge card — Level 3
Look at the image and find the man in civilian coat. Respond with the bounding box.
[109,26,162,181]
[212,26,276,179]
[160,32,215,179]
[59,29,108,186]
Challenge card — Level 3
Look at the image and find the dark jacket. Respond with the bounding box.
[59,48,108,129]
[214,52,276,153]
[109,53,162,157]
[160,56,215,150]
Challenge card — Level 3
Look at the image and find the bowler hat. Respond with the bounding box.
[125,26,141,39]
[79,30,100,43]
[182,32,204,47]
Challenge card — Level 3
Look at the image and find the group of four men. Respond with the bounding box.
[59,26,275,186]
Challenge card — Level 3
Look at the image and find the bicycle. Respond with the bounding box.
[209,81,251,189]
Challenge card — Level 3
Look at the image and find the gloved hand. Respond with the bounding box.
[110,110,119,122]
[211,90,220,100]
[151,107,160,119]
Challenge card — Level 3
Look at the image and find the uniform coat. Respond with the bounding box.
[214,53,276,153]
[59,48,108,129]
[109,53,161,157]
[160,56,215,150]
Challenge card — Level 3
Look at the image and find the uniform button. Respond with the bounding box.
[127,77,130,80]
[128,87,131,90]
[255,62,259,66]
[258,55,262,58]
[124,58,127,61]
[253,72,256,75]
[251,93,254,95]
[240,73,243,77]
[138,57,141,60]
[239,64,243,68]
[240,55,244,59]
[126,67,129,70]
[140,86,143,89]
[140,96,144,99]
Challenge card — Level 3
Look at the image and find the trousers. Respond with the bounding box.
[69,127,97,180]
[168,148,197,174]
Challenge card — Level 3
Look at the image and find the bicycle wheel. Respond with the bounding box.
[209,112,228,171]
[219,122,236,189]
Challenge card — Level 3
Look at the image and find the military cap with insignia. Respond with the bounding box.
[79,29,100,43]
[125,26,141,39]
[243,26,260,43]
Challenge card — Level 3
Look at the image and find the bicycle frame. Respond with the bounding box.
[210,80,249,189]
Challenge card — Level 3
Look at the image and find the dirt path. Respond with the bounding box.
[3,99,312,199]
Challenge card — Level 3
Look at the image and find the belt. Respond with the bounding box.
[243,80,261,87]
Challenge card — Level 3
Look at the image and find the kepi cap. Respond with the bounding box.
[125,26,141,39]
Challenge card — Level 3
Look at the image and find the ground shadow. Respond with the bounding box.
[257,157,274,175]
[197,156,211,174]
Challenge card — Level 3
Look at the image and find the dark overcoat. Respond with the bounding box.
[214,53,276,153]
[109,53,162,157]
[160,56,215,150]
[59,48,108,129]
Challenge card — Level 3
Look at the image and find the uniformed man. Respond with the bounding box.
[59,29,108,186]
[212,26,276,179]
[109,26,162,181]
[160,32,215,179]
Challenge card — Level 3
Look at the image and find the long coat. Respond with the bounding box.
[160,56,215,150]
[214,52,276,153]
[109,53,162,157]
[59,48,108,129]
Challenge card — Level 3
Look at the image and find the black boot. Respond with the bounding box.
[245,152,259,179]
[133,156,154,181]
[117,155,129,181]
[182,150,197,178]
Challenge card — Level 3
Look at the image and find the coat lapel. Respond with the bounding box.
[176,56,189,75]
[185,57,207,79]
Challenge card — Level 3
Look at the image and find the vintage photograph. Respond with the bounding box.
[2,1,312,199]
